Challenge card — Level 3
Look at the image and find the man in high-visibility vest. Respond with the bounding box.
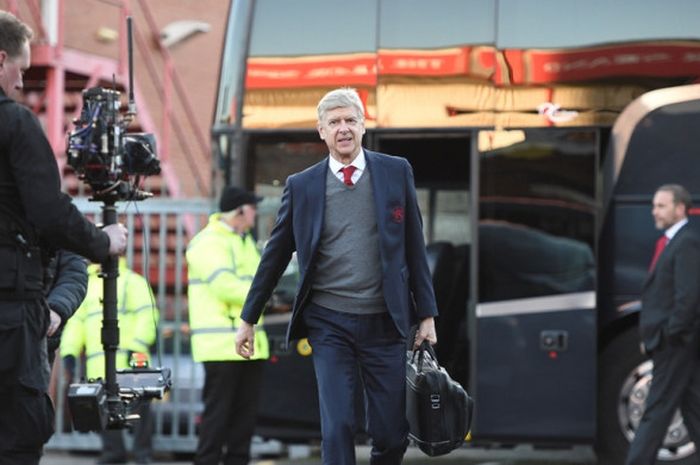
[187,186,269,465]
[60,259,158,465]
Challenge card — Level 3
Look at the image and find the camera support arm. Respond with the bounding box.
[100,199,126,424]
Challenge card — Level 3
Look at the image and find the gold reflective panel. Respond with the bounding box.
[239,0,700,130]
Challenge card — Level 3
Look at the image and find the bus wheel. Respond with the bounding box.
[597,327,697,465]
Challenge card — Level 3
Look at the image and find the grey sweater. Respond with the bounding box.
[311,167,387,314]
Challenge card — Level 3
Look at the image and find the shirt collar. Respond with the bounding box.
[328,149,366,174]
[665,218,688,240]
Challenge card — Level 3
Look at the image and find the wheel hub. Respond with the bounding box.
[618,360,696,460]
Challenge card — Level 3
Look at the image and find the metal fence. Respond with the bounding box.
[48,197,214,453]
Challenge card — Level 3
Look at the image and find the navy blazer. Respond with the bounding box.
[640,223,700,352]
[241,150,438,344]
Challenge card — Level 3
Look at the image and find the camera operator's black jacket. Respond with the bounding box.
[0,90,107,457]
[0,89,109,296]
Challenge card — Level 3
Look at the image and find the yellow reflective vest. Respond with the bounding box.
[60,259,159,379]
[186,213,269,362]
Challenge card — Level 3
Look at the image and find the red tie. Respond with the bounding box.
[649,235,668,271]
[340,165,357,186]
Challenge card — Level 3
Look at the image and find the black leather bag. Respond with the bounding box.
[405,342,473,456]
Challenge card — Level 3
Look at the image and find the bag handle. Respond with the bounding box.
[412,340,438,373]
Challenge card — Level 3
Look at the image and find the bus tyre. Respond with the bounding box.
[597,326,697,465]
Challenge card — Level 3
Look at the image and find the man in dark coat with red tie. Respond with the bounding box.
[626,184,700,465]
[235,87,438,465]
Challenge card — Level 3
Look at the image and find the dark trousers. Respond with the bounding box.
[626,336,700,465]
[99,402,153,463]
[0,300,53,465]
[303,303,409,465]
[194,360,265,465]
[0,385,52,465]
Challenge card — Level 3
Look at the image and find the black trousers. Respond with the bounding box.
[626,335,700,465]
[0,299,53,465]
[194,360,265,465]
[0,385,53,465]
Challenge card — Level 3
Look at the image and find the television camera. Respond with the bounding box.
[64,17,171,433]
[66,87,160,201]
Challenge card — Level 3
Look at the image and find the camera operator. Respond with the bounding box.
[0,11,127,465]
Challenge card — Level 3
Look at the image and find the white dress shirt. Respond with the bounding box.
[328,149,366,185]
[665,217,688,241]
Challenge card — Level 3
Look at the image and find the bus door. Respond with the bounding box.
[473,129,598,442]
[374,131,472,386]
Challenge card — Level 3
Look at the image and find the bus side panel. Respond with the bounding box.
[473,307,596,442]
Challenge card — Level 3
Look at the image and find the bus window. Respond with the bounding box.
[498,0,700,49]
[374,132,470,243]
[249,0,377,57]
[614,99,700,196]
[474,128,598,440]
[477,129,597,302]
[412,189,470,245]
[248,135,327,242]
[433,190,470,244]
[378,0,495,49]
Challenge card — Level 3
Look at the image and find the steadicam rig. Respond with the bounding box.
[65,16,170,433]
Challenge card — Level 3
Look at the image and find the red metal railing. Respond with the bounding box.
[137,0,210,196]
[1,0,212,198]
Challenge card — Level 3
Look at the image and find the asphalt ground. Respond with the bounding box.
[42,444,598,465]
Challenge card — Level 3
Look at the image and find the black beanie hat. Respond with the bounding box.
[219,186,262,212]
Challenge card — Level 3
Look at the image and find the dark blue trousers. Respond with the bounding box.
[303,303,409,465]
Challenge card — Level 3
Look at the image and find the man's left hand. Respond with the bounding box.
[413,317,437,349]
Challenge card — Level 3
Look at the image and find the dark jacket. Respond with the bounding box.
[640,223,700,352]
[241,150,438,344]
[0,90,109,294]
[45,250,88,355]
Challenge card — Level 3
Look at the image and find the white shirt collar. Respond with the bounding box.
[328,149,366,175]
[665,218,688,240]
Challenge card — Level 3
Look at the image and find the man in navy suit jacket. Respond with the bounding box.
[626,184,700,465]
[235,88,438,465]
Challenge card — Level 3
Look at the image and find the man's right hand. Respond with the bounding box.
[235,321,256,359]
[47,309,61,337]
[103,223,128,255]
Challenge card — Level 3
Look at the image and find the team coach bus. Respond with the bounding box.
[210,1,700,463]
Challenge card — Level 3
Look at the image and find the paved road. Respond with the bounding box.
[42,445,597,465]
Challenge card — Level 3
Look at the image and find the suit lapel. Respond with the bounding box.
[366,150,388,241]
[307,160,328,252]
[644,225,687,286]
